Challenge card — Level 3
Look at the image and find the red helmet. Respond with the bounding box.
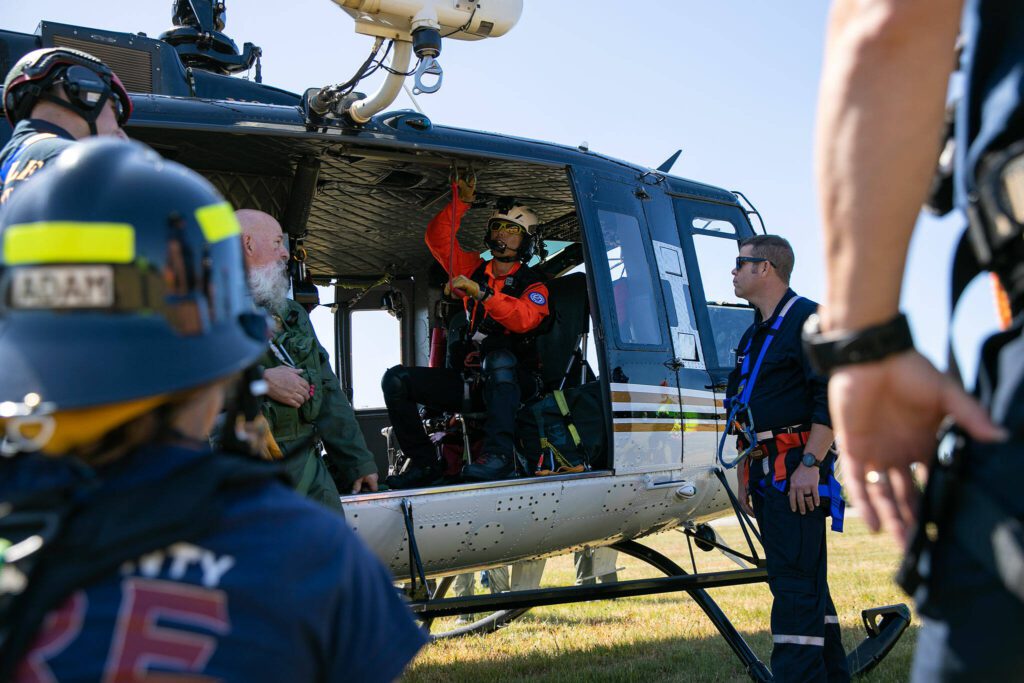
[3,47,132,127]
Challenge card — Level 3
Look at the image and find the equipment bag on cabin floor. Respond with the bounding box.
[517,381,606,475]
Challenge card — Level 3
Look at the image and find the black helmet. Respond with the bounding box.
[3,47,132,132]
[0,139,267,413]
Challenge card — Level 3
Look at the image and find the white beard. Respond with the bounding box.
[248,261,290,315]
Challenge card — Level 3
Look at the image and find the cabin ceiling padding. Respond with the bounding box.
[130,129,578,277]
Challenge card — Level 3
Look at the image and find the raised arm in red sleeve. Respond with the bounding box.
[483,280,549,334]
[425,196,483,278]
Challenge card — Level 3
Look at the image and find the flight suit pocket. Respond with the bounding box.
[762,486,825,593]
[265,402,301,441]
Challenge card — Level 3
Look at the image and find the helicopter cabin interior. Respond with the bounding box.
[125,121,759,485]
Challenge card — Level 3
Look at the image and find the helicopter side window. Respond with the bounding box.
[350,310,402,409]
[598,209,662,346]
[691,228,753,370]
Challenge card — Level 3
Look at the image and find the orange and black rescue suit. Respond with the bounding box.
[381,196,549,478]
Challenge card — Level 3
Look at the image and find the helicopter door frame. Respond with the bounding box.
[333,278,416,475]
[571,167,684,474]
[670,196,758,449]
[637,184,720,470]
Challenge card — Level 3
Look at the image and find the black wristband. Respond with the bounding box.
[477,285,494,302]
[802,312,914,375]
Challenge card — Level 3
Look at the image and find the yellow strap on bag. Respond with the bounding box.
[552,390,582,448]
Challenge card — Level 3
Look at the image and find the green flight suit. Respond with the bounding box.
[262,299,377,511]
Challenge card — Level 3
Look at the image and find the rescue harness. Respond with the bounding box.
[717,295,845,531]
[899,142,1024,602]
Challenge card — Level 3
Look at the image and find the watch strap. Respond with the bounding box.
[802,312,914,375]
[801,452,822,469]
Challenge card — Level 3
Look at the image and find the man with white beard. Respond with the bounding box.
[238,209,378,511]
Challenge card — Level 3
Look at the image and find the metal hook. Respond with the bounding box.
[413,56,443,95]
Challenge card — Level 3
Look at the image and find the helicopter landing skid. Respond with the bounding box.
[409,540,910,680]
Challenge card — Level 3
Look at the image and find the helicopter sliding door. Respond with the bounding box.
[573,168,685,473]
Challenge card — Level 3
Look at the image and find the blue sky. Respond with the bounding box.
[6,1,998,391]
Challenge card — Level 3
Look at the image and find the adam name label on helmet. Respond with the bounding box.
[11,265,114,309]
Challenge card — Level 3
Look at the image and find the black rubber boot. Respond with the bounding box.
[461,453,514,482]
[385,458,444,490]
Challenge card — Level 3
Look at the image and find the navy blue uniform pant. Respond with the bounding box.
[752,470,849,683]
[911,322,1024,682]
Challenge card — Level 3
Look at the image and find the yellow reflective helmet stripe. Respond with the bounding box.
[3,222,135,265]
[2,202,237,266]
[195,202,240,243]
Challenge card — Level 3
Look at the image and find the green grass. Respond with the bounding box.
[403,517,916,682]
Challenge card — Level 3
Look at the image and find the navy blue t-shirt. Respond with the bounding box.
[0,119,76,205]
[3,445,427,682]
[725,289,830,432]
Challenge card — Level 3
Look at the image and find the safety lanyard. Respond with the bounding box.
[717,295,802,468]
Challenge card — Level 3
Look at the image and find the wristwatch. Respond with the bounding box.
[801,452,822,469]
[801,312,914,375]
[477,284,494,302]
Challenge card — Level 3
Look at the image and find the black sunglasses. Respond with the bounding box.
[735,256,774,269]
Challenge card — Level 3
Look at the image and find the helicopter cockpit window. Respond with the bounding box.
[598,209,662,346]
[690,229,753,369]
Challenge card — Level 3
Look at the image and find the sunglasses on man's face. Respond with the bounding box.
[735,256,773,270]
[488,219,526,235]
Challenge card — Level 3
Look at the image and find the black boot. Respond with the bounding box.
[461,453,514,482]
[386,458,444,490]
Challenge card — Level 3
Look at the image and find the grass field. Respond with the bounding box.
[403,517,916,682]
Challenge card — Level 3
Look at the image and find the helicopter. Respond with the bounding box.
[0,1,911,679]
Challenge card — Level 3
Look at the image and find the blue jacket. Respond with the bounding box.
[2,445,426,681]
[0,119,76,205]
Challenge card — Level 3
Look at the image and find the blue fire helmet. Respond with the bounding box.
[0,138,267,411]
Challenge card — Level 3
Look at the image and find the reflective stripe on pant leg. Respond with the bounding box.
[773,634,825,646]
[823,589,850,681]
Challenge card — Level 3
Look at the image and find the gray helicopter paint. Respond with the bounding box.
[342,458,739,578]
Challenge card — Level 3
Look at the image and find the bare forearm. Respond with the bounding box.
[806,423,835,460]
[816,0,963,331]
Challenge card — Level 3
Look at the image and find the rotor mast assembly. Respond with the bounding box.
[310,0,522,124]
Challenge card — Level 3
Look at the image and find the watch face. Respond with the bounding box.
[802,453,817,468]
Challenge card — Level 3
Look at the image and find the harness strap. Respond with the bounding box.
[752,445,845,533]
[552,390,582,448]
[718,295,803,469]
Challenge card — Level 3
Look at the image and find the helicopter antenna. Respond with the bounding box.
[402,82,427,115]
